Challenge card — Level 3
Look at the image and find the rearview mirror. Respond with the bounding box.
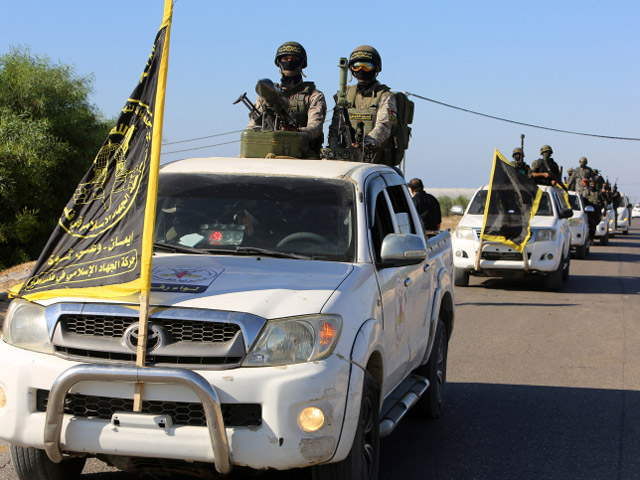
[584,205,595,213]
[451,205,465,215]
[380,234,427,267]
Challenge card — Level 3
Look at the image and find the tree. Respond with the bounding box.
[0,47,111,269]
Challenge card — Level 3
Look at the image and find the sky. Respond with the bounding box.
[2,0,639,201]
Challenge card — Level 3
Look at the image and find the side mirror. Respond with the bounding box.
[380,234,427,267]
[584,205,595,213]
[451,205,465,216]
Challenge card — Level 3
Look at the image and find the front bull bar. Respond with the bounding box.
[43,364,232,475]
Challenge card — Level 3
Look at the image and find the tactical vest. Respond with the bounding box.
[345,83,394,165]
[281,81,323,154]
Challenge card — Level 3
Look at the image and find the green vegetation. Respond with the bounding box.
[437,194,470,216]
[0,47,111,269]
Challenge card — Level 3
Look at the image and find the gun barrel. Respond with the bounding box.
[337,57,349,107]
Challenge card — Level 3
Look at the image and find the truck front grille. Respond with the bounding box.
[36,389,261,427]
[52,312,247,368]
[61,314,239,343]
[481,251,531,261]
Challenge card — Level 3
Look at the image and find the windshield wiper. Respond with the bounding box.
[233,247,312,260]
[153,242,208,254]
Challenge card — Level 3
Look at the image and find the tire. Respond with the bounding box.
[9,445,86,480]
[599,232,609,246]
[311,372,379,480]
[575,243,587,260]
[544,261,563,291]
[413,318,448,419]
[623,229,629,235]
[453,267,469,287]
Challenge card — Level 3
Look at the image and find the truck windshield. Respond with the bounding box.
[154,173,356,262]
[467,190,553,217]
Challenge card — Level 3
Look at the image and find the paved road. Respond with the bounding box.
[2,226,639,479]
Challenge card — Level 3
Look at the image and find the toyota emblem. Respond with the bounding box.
[123,323,165,353]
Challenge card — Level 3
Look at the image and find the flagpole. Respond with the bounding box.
[134,0,173,412]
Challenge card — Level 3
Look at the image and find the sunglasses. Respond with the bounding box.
[351,62,375,72]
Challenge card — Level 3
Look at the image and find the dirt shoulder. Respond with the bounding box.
[0,261,35,326]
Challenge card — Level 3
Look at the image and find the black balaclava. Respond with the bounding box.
[279,57,303,90]
[354,70,377,92]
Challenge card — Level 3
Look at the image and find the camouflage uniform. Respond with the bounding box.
[531,157,561,186]
[568,166,593,196]
[593,172,605,192]
[248,86,327,148]
[327,82,397,165]
[583,186,604,238]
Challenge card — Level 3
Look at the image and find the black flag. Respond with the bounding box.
[18,12,172,301]
[480,149,543,252]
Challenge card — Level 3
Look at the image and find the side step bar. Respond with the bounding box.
[379,374,429,437]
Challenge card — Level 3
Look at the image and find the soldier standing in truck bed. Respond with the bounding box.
[531,145,562,186]
[327,45,397,165]
[510,147,531,176]
[248,42,327,156]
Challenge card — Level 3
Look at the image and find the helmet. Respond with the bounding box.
[349,45,382,72]
[512,147,524,157]
[540,145,553,155]
[274,42,307,69]
[579,157,588,166]
[567,168,574,175]
[593,169,599,175]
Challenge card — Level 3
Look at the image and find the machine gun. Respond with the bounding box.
[235,79,299,131]
[234,79,311,158]
[321,58,364,162]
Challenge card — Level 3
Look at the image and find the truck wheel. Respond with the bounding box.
[311,372,379,480]
[575,243,587,260]
[453,267,469,287]
[544,261,563,291]
[600,232,609,246]
[623,229,629,235]
[9,445,86,480]
[413,318,448,419]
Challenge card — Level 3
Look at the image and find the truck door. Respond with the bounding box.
[382,178,432,372]
[366,175,429,394]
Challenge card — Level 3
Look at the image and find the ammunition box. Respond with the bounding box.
[240,129,314,159]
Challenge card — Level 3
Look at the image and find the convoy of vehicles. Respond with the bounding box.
[0,157,455,479]
[452,185,572,291]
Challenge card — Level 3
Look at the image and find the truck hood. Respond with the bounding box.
[38,254,354,320]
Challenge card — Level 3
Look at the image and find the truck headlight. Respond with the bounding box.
[454,227,475,240]
[534,229,557,242]
[2,299,54,354]
[243,315,342,367]
[569,218,583,226]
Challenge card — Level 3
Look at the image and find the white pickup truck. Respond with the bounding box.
[567,191,591,259]
[452,184,572,290]
[0,157,455,479]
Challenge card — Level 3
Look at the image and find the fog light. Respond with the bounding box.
[455,250,462,257]
[546,253,554,260]
[0,386,6,409]
[297,407,325,433]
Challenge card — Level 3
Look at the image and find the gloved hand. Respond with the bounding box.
[363,136,377,149]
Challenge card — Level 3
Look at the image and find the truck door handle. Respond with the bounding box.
[404,277,412,287]
[423,264,431,272]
